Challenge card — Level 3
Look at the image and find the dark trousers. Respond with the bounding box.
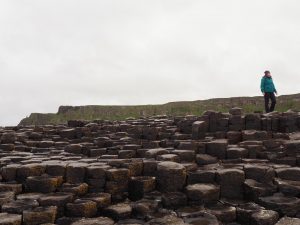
[264,92,276,113]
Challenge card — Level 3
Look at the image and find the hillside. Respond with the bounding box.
[19,93,300,126]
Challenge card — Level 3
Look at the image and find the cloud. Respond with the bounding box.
[0,0,299,125]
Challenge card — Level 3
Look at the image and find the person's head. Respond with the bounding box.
[264,70,271,77]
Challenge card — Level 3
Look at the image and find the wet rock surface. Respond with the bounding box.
[0,109,300,224]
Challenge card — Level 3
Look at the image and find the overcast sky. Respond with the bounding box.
[0,0,299,126]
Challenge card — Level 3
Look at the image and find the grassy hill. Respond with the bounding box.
[19,93,300,126]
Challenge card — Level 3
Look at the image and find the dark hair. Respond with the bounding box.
[264,70,270,75]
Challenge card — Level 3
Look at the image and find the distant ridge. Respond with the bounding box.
[19,93,300,126]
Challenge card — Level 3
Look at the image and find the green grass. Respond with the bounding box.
[19,94,300,126]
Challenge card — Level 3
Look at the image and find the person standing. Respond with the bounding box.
[261,70,277,113]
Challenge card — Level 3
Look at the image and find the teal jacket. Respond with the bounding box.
[261,76,277,93]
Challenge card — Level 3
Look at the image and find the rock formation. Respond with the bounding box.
[1,109,300,224]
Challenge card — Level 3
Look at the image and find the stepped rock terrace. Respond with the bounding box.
[1,108,300,225]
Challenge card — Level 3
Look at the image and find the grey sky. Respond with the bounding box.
[0,0,299,126]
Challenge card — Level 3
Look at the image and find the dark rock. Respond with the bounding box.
[26,175,63,193]
[81,193,111,209]
[128,176,156,201]
[275,168,300,181]
[156,162,186,192]
[258,193,300,217]
[22,206,57,225]
[250,209,279,225]
[182,211,219,225]
[147,215,185,225]
[275,217,300,225]
[244,179,277,200]
[66,163,87,184]
[205,203,236,223]
[1,199,39,214]
[274,178,300,196]
[187,170,216,184]
[60,183,88,196]
[236,202,264,225]
[161,192,187,209]
[244,165,275,184]
[38,192,74,217]
[206,139,228,159]
[196,154,218,165]
[216,169,245,199]
[192,121,208,139]
[66,199,97,218]
[0,212,22,225]
[185,183,220,205]
[16,163,45,182]
[103,203,132,221]
[0,191,15,206]
[70,217,115,225]
[227,147,248,159]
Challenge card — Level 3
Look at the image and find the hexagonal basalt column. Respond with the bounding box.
[156,161,187,192]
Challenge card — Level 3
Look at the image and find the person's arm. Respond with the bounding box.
[260,77,265,94]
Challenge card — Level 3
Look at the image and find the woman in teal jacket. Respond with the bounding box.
[261,70,278,113]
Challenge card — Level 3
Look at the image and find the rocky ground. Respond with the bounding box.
[0,108,300,225]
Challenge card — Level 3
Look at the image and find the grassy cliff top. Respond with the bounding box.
[19,93,300,126]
